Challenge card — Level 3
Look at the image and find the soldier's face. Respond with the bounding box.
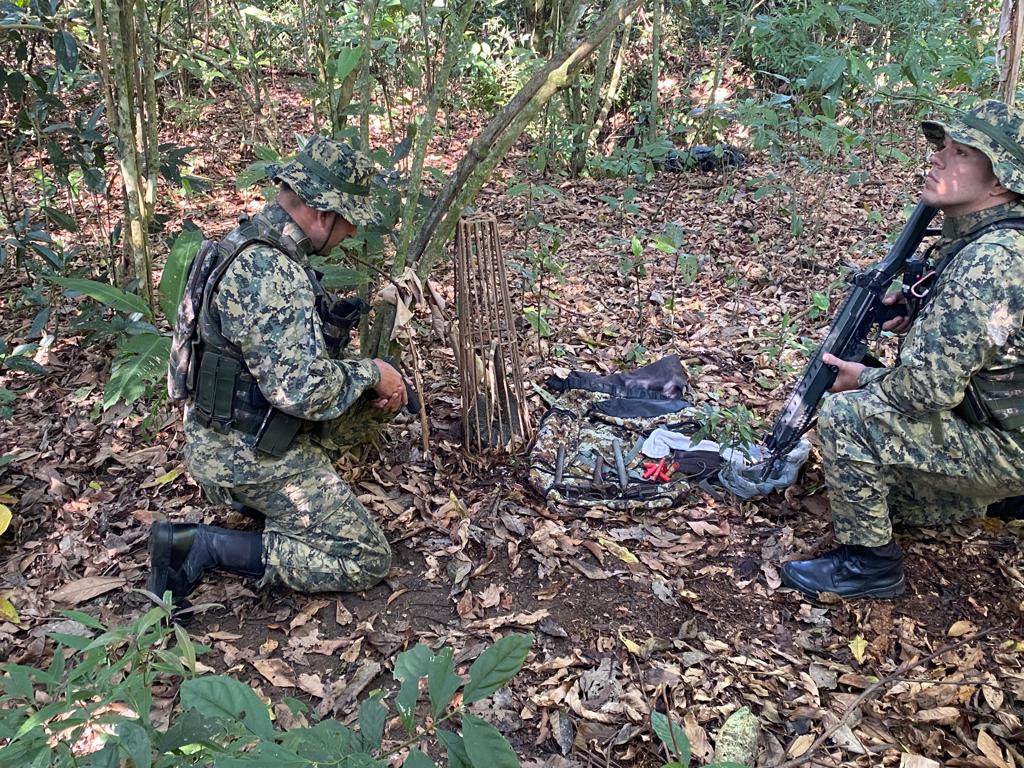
[313,211,357,254]
[923,136,1005,216]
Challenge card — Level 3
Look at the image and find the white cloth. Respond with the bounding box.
[641,428,721,459]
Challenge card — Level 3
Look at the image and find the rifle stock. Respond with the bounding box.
[760,202,939,480]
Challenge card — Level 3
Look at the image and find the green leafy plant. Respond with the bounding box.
[686,402,764,457]
[0,603,534,768]
[44,225,202,411]
[651,710,748,768]
[0,338,50,421]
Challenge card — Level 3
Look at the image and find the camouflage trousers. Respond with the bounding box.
[818,387,1024,547]
[187,401,393,593]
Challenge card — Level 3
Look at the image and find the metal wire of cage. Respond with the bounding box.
[454,215,532,454]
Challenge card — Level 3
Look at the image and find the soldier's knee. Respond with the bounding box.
[349,538,392,590]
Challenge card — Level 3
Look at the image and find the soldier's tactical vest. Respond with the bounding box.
[924,216,1024,430]
[167,214,367,456]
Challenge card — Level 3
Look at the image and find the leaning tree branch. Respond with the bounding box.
[405,0,644,271]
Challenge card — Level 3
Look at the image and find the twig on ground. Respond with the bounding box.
[766,627,1003,768]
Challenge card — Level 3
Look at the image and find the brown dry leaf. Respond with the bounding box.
[533,582,566,600]
[899,756,940,768]
[983,678,1005,711]
[761,562,782,590]
[206,631,243,641]
[335,600,353,626]
[50,576,125,605]
[687,520,727,537]
[471,610,549,631]
[479,583,502,609]
[386,588,409,607]
[341,637,363,663]
[916,706,960,724]
[457,590,476,619]
[787,733,814,757]
[289,599,330,632]
[252,658,297,688]
[298,673,326,699]
[977,730,1011,768]
[947,620,977,637]
[571,560,612,580]
[259,639,279,655]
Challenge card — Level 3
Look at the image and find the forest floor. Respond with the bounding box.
[1,84,1023,768]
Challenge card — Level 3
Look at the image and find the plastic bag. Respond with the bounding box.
[718,438,812,499]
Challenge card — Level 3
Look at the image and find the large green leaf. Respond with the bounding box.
[334,46,365,81]
[104,334,171,409]
[49,277,151,317]
[428,647,463,718]
[394,645,431,729]
[41,206,78,232]
[179,675,273,741]
[358,694,386,751]
[461,714,518,768]
[2,355,48,375]
[436,729,472,768]
[403,748,435,768]
[236,161,271,190]
[53,30,78,71]
[317,265,370,290]
[462,633,532,704]
[112,721,151,768]
[160,227,203,322]
[394,643,432,682]
[651,711,690,767]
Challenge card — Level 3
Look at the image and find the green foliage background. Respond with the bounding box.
[0,0,1014,409]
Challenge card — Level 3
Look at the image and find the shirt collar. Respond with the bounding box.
[254,203,317,260]
[941,200,1024,241]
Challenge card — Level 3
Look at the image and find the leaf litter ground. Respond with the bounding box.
[1,89,1023,767]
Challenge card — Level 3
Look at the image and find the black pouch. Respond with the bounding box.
[955,383,992,426]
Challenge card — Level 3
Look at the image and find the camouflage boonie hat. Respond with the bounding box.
[922,99,1024,195]
[265,137,382,226]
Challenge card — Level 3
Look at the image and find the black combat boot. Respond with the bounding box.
[148,522,265,604]
[780,540,905,599]
[987,495,1024,520]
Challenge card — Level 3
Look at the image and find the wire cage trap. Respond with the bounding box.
[454,215,532,454]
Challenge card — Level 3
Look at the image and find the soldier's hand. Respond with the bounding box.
[880,293,912,334]
[372,359,408,413]
[822,353,865,393]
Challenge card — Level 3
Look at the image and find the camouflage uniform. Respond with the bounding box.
[184,140,392,592]
[820,100,1024,546]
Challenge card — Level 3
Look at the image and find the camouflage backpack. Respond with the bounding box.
[528,356,714,510]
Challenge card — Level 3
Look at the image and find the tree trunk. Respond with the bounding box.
[998,0,1024,104]
[102,0,155,309]
[648,0,661,144]
[569,33,613,175]
[590,12,635,154]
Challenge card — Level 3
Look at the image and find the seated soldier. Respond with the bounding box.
[782,100,1024,599]
[149,138,408,603]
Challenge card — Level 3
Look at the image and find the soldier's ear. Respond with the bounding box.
[991,179,1012,197]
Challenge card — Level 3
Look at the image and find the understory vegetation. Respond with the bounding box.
[2,0,1022,765]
